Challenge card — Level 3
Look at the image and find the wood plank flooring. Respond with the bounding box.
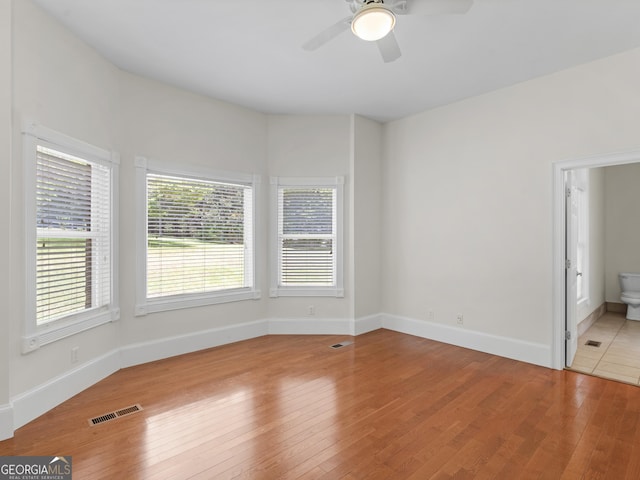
[1,329,640,479]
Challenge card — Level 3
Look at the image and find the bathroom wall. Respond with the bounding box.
[577,167,605,324]
[604,162,640,302]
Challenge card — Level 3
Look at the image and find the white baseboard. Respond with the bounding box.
[354,314,383,335]
[11,349,120,431]
[120,320,269,368]
[7,318,353,437]
[0,403,13,441]
[382,313,552,368]
[578,302,606,337]
[267,318,353,335]
[5,313,553,439]
[268,316,382,336]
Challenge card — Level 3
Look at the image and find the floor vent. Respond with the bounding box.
[88,404,143,426]
[585,340,602,347]
[330,341,353,349]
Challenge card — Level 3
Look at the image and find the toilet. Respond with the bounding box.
[619,273,640,321]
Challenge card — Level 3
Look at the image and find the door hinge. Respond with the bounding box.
[565,259,571,269]
[566,187,571,197]
[565,330,572,340]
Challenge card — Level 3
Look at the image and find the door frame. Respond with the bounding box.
[552,148,640,370]
[565,170,579,366]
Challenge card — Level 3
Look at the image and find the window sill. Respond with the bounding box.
[269,287,344,298]
[22,307,120,354]
[136,288,261,316]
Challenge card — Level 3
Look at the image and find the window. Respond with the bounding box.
[270,177,344,297]
[23,123,119,352]
[135,158,259,314]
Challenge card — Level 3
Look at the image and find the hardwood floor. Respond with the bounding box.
[1,329,640,479]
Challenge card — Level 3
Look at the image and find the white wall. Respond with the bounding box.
[118,72,268,347]
[5,0,270,436]
[10,0,122,397]
[352,116,383,319]
[383,46,640,354]
[0,0,13,439]
[266,115,353,321]
[604,163,640,301]
[5,2,376,437]
[8,0,640,439]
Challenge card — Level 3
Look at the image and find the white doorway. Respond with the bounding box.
[565,169,579,366]
[552,149,640,370]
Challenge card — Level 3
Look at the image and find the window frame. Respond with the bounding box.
[135,157,260,316]
[23,121,120,353]
[270,176,344,298]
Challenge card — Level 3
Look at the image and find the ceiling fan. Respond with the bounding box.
[302,0,474,63]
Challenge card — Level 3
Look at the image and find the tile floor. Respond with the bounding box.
[569,311,640,385]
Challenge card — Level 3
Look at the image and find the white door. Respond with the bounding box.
[565,171,579,366]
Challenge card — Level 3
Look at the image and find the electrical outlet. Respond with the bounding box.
[308,305,315,316]
[428,310,434,321]
[456,314,464,325]
[71,347,79,364]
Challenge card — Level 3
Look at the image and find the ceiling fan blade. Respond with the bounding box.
[384,0,409,15]
[302,16,352,51]
[408,0,474,15]
[377,31,401,63]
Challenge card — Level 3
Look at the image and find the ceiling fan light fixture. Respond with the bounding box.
[351,5,396,42]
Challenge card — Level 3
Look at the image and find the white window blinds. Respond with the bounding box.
[277,186,336,287]
[36,146,112,325]
[146,174,253,298]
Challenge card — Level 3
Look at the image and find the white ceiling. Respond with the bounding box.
[32,0,640,122]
